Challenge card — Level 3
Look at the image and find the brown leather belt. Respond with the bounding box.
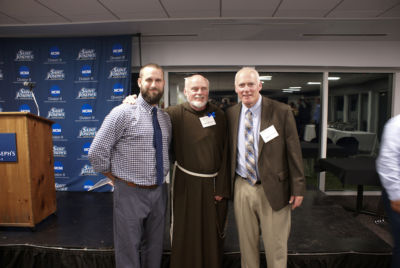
[116,177,159,189]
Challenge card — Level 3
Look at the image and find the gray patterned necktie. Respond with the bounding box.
[245,109,257,185]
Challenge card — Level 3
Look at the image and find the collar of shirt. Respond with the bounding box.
[241,95,262,119]
[137,94,154,114]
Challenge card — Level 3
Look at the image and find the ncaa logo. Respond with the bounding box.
[50,46,60,59]
[113,83,124,96]
[19,104,30,112]
[112,44,123,56]
[83,180,94,191]
[19,66,30,78]
[81,65,92,77]
[50,85,61,97]
[81,104,93,116]
[54,161,64,173]
[83,142,91,155]
[52,123,62,136]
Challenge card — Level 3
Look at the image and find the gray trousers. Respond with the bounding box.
[113,180,167,268]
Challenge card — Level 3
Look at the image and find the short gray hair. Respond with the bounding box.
[235,67,260,85]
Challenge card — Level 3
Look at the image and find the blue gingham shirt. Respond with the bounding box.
[89,94,171,186]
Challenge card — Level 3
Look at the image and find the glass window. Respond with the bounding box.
[325,72,392,191]
[168,72,236,109]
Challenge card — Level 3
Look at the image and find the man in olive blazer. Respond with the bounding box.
[226,67,306,268]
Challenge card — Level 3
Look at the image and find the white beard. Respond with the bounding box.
[190,100,207,109]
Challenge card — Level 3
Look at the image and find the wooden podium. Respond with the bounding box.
[0,112,57,227]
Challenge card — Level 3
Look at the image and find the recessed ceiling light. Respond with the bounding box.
[328,77,341,80]
[289,86,302,89]
[307,82,321,85]
[302,33,386,37]
[282,88,300,92]
[260,76,272,81]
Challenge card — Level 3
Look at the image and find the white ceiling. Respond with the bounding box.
[0,0,399,41]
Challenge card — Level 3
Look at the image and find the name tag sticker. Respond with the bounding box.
[199,116,216,128]
[260,125,279,143]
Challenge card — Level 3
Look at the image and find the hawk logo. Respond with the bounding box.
[47,107,65,119]
[80,165,97,176]
[15,50,34,61]
[78,127,97,138]
[77,87,97,99]
[108,67,127,79]
[46,69,65,80]
[77,49,96,60]
[53,145,67,157]
[15,88,33,100]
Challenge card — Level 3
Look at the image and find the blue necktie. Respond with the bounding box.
[152,107,164,185]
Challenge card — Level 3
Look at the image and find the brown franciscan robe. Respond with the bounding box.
[166,102,231,268]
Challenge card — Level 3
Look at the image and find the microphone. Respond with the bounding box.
[22,81,40,117]
[23,81,36,89]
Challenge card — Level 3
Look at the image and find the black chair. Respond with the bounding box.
[336,137,359,156]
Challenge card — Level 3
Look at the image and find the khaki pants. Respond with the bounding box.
[234,176,291,268]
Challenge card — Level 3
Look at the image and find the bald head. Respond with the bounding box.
[184,74,209,88]
[184,74,210,111]
[235,67,260,86]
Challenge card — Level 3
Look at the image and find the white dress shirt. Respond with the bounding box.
[377,114,400,201]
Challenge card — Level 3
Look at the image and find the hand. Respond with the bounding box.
[289,195,303,210]
[391,200,400,214]
[122,94,137,105]
[102,172,116,186]
[214,195,223,202]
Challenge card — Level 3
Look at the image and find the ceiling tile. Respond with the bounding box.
[0,0,67,23]
[37,0,116,22]
[100,0,167,19]
[327,0,400,17]
[222,0,282,17]
[0,13,22,24]
[161,0,219,17]
[274,0,341,17]
[380,4,400,17]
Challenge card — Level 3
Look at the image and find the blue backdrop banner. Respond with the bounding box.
[0,36,132,191]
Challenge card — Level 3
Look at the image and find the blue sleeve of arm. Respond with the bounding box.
[88,105,126,173]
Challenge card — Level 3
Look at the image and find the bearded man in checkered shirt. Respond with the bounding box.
[89,63,171,268]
